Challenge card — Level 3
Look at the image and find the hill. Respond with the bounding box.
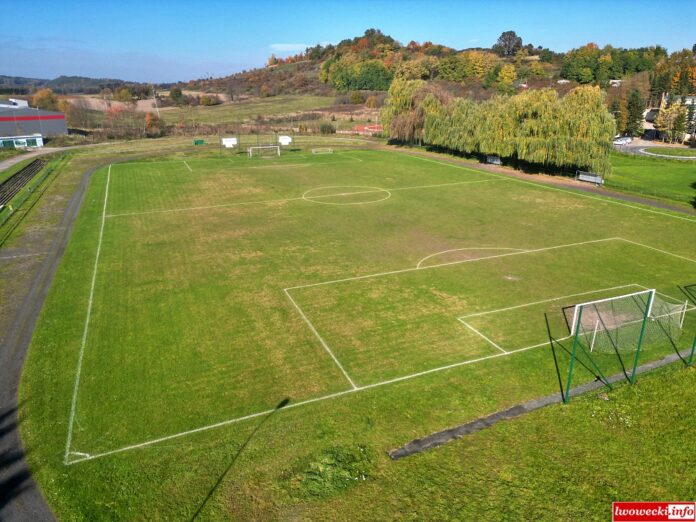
[0,74,150,95]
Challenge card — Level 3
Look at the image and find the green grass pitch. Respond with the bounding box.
[20,147,696,518]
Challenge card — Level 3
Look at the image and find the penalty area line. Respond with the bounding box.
[283,288,358,390]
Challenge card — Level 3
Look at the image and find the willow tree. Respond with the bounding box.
[381,79,451,144]
[510,88,561,165]
[557,86,615,175]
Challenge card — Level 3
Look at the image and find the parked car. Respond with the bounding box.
[613,136,632,145]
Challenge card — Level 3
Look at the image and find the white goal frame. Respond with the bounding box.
[311,148,334,154]
[248,145,280,157]
[569,288,655,335]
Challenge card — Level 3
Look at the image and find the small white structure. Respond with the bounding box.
[221,137,238,148]
[278,135,292,146]
[557,79,570,84]
[0,133,44,148]
[608,79,622,87]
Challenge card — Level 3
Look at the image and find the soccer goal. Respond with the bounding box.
[563,288,689,402]
[248,145,280,157]
[311,148,333,154]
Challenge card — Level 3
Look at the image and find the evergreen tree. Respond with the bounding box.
[626,89,645,136]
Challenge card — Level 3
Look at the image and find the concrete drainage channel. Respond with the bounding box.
[389,349,694,460]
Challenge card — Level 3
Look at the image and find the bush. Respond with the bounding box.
[320,122,336,135]
[349,91,366,104]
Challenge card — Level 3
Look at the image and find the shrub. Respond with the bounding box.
[320,122,336,135]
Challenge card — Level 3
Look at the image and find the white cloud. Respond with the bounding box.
[268,43,309,53]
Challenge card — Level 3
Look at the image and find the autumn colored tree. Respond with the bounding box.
[32,88,59,110]
[496,64,517,93]
[144,112,164,137]
[113,86,133,103]
[655,103,688,142]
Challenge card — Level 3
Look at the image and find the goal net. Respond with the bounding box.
[248,145,280,157]
[563,288,689,401]
[567,289,687,354]
[311,148,333,154]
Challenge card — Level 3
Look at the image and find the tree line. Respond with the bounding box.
[381,79,615,175]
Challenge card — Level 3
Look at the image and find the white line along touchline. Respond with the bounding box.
[64,164,112,465]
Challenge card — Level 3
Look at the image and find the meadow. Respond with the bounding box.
[607,151,696,208]
[158,95,336,124]
[643,146,696,158]
[18,145,696,519]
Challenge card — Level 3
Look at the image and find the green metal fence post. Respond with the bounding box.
[629,290,655,384]
[564,307,584,404]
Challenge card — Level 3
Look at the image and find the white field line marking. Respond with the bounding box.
[417,247,527,269]
[64,165,111,465]
[403,152,696,224]
[302,186,392,206]
[283,289,357,390]
[106,197,305,218]
[459,320,507,353]
[105,179,499,218]
[634,283,696,308]
[286,237,620,291]
[617,237,696,265]
[0,252,47,261]
[66,339,548,465]
[458,284,641,320]
[183,160,193,172]
[69,451,92,458]
[335,152,363,162]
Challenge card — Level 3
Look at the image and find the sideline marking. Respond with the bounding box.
[65,341,546,465]
[64,165,111,465]
[617,237,696,265]
[183,160,193,172]
[283,288,357,390]
[403,152,696,224]
[417,247,526,269]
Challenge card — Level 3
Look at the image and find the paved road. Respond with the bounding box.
[614,139,696,160]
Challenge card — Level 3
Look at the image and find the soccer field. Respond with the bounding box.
[20,146,696,517]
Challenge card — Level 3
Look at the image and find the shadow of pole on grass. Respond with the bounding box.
[544,313,566,402]
[190,397,290,521]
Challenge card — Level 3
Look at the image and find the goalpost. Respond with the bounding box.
[248,145,280,157]
[563,288,689,402]
[311,148,333,154]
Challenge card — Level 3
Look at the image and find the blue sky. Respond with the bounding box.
[1,0,694,83]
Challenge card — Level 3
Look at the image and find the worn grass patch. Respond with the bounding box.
[17,146,696,519]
